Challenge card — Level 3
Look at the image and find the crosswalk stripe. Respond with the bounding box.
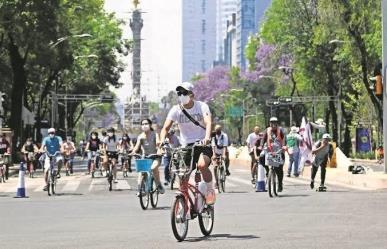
[89,178,107,192]
[61,180,81,192]
[115,179,131,190]
[34,184,46,192]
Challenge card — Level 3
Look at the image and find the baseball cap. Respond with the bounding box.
[48,128,55,133]
[322,133,331,139]
[176,82,194,92]
[269,117,278,122]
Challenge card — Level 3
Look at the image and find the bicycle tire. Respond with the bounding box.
[139,174,149,210]
[170,173,175,190]
[150,177,159,208]
[220,166,226,193]
[268,169,277,198]
[198,205,214,236]
[47,171,52,196]
[214,166,221,193]
[171,195,189,241]
[108,164,113,191]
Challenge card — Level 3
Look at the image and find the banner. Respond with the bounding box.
[356,128,371,153]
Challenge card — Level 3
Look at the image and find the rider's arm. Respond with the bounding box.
[132,135,142,154]
[223,134,229,157]
[85,142,90,151]
[203,112,212,144]
[21,144,26,153]
[33,144,39,153]
[160,119,173,146]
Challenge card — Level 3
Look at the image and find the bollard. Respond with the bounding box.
[15,162,28,198]
[255,163,266,192]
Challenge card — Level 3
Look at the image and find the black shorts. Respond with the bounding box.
[183,145,213,170]
[106,151,118,160]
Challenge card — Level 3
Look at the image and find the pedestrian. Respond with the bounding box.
[286,126,302,177]
[246,126,263,184]
[310,133,334,190]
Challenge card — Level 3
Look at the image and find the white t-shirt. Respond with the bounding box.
[212,132,229,155]
[166,101,211,146]
[246,132,260,152]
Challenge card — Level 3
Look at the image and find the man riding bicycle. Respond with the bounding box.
[21,137,39,174]
[41,128,64,191]
[160,81,215,205]
[0,133,11,180]
[263,117,286,192]
[211,124,230,187]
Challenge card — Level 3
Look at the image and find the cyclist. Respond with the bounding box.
[286,126,302,177]
[41,128,64,191]
[63,136,76,175]
[102,127,119,183]
[119,133,133,174]
[21,137,39,174]
[211,125,230,189]
[85,131,102,175]
[246,126,263,184]
[310,133,334,190]
[263,117,286,192]
[160,82,215,205]
[132,118,165,195]
[0,133,11,179]
[162,128,180,186]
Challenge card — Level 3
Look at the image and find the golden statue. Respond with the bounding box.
[133,0,140,9]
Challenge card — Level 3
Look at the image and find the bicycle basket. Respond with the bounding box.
[135,159,152,172]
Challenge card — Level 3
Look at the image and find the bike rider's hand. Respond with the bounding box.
[202,137,211,145]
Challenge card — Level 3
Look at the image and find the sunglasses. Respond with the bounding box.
[177,90,190,96]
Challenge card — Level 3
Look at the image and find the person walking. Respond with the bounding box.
[310,133,334,190]
[246,126,263,184]
[286,126,302,177]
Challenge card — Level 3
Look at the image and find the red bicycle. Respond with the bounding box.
[170,143,214,241]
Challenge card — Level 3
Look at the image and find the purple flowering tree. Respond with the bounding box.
[193,66,230,102]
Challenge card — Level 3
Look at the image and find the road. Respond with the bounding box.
[1,159,387,249]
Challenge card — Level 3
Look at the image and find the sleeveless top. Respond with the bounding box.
[139,131,157,156]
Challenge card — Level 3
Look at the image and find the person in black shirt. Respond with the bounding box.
[85,132,102,175]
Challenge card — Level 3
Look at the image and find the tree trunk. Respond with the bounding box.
[8,35,27,158]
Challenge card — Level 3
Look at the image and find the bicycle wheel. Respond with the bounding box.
[150,177,159,208]
[268,168,277,198]
[51,173,56,195]
[215,166,221,193]
[170,172,176,190]
[198,205,214,236]
[171,195,189,241]
[47,171,52,196]
[219,166,226,193]
[139,174,149,210]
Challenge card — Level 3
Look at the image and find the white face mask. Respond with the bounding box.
[49,134,55,138]
[141,125,150,132]
[91,135,96,139]
[108,133,113,137]
[178,95,191,105]
[26,142,32,145]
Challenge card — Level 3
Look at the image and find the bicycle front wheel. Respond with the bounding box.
[150,177,159,208]
[268,168,277,198]
[219,166,226,193]
[198,205,214,236]
[171,195,189,241]
[139,174,149,210]
[51,174,56,195]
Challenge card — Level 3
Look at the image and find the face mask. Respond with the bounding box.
[91,135,96,139]
[141,125,150,132]
[178,95,190,105]
[123,137,127,140]
[26,142,32,145]
[49,134,55,138]
[108,133,113,137]
[67,138,72,142]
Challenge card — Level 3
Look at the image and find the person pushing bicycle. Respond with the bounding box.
[160,81,215,205]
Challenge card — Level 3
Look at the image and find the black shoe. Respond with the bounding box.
[287,173,291,177]
[294,174,299,177]
[251,179,256,184]
[226,170,230,176]
[56,173,61,179]
[310,181,314,189]
[43,185,48,191]
[278,184,283,192]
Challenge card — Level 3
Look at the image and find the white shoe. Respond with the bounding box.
[114,179,118,183]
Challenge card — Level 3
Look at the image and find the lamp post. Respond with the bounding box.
[49,33,93,48]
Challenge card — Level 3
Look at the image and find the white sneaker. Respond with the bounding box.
[114,179,118,183]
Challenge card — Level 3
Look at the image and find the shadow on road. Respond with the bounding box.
[278,194,310,198]
[186,233,260,242]
[54,193,84,196]
[149,206,170,210]
[223,191,249,194]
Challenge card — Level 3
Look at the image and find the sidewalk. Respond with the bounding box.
[229,146,387,190]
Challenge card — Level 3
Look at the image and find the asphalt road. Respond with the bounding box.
[1,159,387,249]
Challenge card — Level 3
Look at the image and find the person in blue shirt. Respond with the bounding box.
[41,128,64,191]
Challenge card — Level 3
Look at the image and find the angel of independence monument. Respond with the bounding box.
[125,1,149,128]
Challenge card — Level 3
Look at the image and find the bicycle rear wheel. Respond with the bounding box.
[171,195,189,241]
[150,177,159,208]
[198,205,214,236]
[268,168,277,198]
[139,174,149,210]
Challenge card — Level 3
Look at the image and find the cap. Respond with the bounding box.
[322,133,331,139]
[215,124,222,130]
[176,82,194,92]
[269,117,278,122]
[48,128,55,133]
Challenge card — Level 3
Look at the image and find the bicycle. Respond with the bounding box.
[46,151,61,196]
[134,154,161,210]
[64,153,74,176]
[120,149,132,178]
[170,143,214,242]
[266,149,284,198]
[88,150,99,178]
[105,151,118,191]
[25,152,36,178]
[0,154,7,183]
[162,142,177,190]
[213,155,226,193]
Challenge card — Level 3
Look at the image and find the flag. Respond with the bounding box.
[298,117,313,174]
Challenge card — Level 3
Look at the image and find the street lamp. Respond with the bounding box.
[49,33,93,48]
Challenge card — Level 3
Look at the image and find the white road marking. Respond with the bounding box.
[115,179,131,190]
[227,176,253,186]
[61,180,80,192]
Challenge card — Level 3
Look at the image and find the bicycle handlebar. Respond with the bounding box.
[46,151,61,157]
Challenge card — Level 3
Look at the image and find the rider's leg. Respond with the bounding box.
[320,163,327,186]
[163,156,171,183]
[225,151,230,175]
[112,158,117,181]
[274,164,284,191]
[198,152,215,204]
[249,152,255,180]
[310,163,319,189]
[151,159,165,193]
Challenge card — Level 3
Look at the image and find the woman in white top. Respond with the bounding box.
[132,118,164,194]
[103,127,120,183]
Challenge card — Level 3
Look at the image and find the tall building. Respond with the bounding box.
[224,13,237,67]
[236,0,271,71]
[216,0,237,63]
[182,0,217,81]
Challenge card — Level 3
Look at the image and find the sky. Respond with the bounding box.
[103,0,182,104]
